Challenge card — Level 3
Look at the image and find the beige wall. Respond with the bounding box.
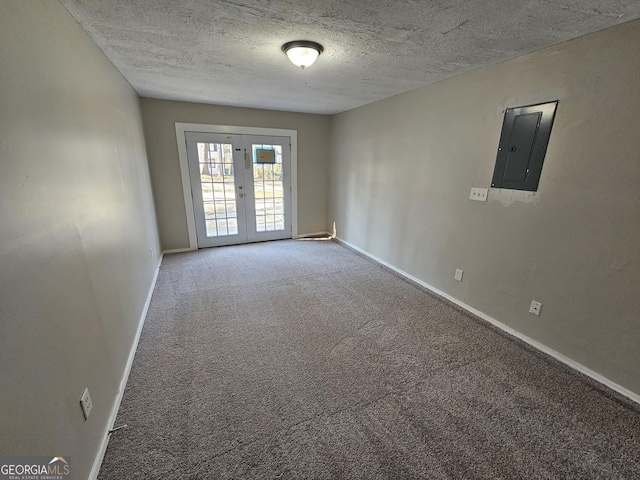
[140,99,331,250]
[0,1,160,477]
[329,20,640,395]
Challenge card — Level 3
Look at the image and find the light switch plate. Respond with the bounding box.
[470,187,488,202]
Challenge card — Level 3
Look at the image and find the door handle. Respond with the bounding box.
[239,193,244,198]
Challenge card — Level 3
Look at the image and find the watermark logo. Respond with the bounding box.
[0,456,71,479]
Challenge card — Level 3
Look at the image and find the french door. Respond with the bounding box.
[185,132,292,248]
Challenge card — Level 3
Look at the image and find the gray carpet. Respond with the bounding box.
[99,239,640,479]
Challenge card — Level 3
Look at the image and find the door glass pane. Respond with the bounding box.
[228,217,238,235]
[275,215,284,231]
[252,144,284,232]
[198,142,238,237]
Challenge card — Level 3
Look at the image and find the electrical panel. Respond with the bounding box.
[491,101,558,191]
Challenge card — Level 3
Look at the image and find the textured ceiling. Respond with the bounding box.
[60,0,640,114]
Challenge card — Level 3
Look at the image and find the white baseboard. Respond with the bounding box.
[163,247,194,254]
[296,231,331,239]
[334,237,640,406]
[163,235,332,251]
[89,253,164,480]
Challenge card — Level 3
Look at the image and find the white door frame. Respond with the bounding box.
[175,122,298,250]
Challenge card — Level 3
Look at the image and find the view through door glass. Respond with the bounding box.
[198,142,238,237]
[243,134,292,244]
[252,143,285,232]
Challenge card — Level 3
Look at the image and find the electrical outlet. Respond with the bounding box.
[529,300,542,316]
[469,187,488,202]
[454,269,464,282]
[80,388,93,420]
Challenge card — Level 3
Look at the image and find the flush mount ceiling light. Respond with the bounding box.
[281,40,324,69]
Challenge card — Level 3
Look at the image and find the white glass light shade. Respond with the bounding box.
[282,41,324,69]
[285,46,320,68]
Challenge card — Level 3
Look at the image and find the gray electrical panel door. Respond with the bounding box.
[491,101,558,191]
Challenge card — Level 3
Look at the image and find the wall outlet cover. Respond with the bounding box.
[455,269,464,282]
[80,388,93,420]
[529,300,542,316]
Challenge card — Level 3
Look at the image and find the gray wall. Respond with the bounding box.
[329,20,640,395]
[140,98,331,250]
[0,1,161,477]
